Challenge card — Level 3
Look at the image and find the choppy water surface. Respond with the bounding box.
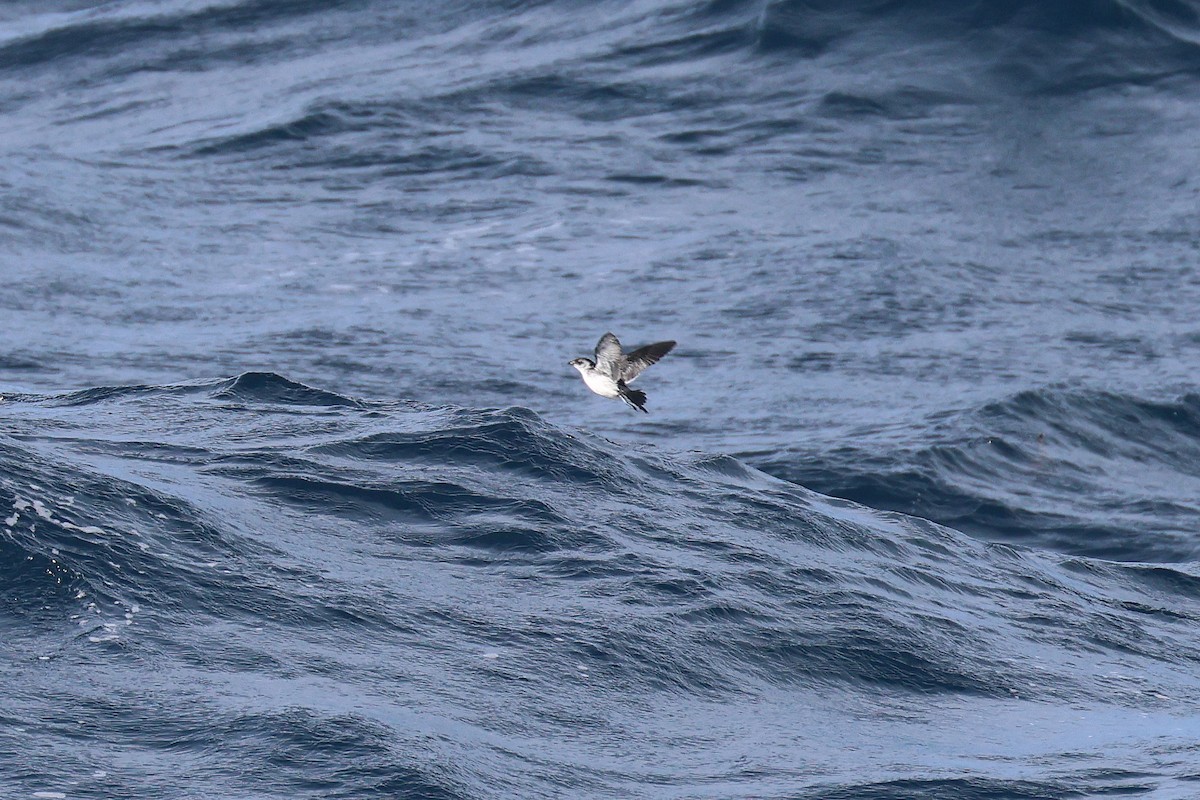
[3,1,1200,798]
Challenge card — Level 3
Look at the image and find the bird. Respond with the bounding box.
[569,332,675,413]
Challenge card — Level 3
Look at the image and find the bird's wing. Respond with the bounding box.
[593,332,625,379]
[621,340,675,382]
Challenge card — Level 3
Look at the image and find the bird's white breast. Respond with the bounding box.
[581,369,621,398]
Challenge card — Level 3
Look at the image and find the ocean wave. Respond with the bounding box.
[760,388,1200,562]
[5,373,1200,796]
[756,0,1200,91]
[750,0,1200,48]
[0,1,368,73]
[9,0,1193,154]
[3,374,1198,701]
[209,370,365,406]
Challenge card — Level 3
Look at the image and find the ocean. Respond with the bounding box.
[3,1,1200,798]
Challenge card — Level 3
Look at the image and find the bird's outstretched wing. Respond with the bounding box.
[593,332,625,379]
[621,340,675,382]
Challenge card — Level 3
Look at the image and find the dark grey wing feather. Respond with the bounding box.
[593,332,625,379]
[621,340,675,382]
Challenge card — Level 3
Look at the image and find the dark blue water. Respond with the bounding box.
[4,2,1200,798]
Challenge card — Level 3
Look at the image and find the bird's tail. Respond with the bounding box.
[618,383,648,414]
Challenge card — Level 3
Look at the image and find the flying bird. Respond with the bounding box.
[569,332,675,413]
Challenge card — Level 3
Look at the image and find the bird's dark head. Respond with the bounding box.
[568,357,593,371]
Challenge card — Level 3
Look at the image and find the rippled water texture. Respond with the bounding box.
[3,1,1200,798]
